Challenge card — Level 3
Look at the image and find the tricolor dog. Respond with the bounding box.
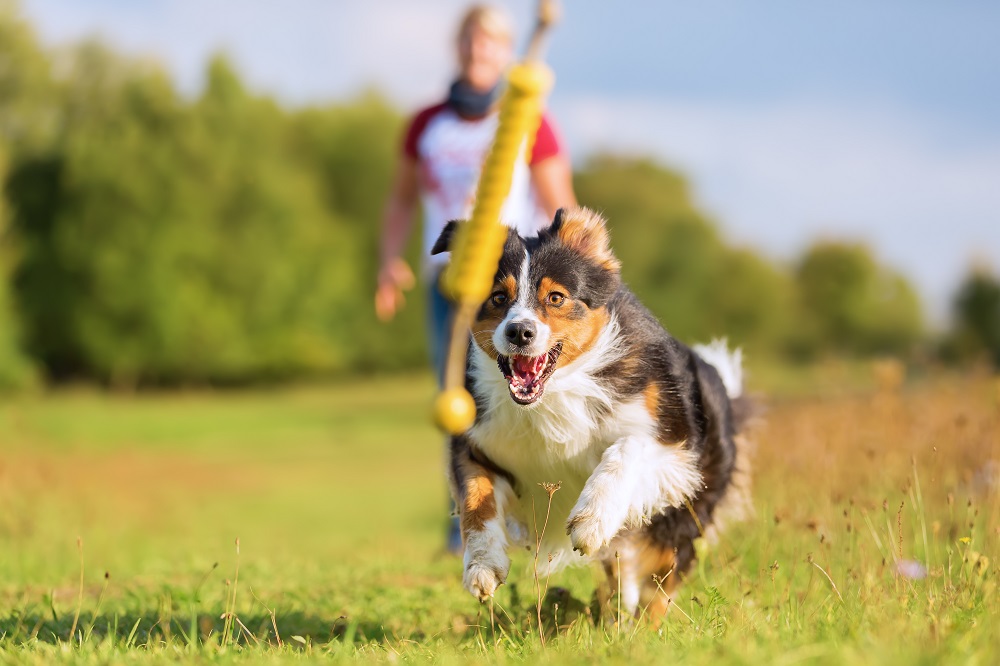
[433,207,751,620]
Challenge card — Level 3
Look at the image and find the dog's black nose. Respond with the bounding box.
[505,321,536,347]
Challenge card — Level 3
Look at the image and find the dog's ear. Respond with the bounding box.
[548,207,620,272]
[548,207,567,234]
[430,220,462,255]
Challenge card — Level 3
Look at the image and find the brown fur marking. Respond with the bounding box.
[536,277,611,366]
[598,535,681,626]
[644,382,660,422]
[635,537,681,626]
[500,274,517,298]
[460,468,497,533]
[617,354,642,377]
[640,546,680,626]
[554,207,621,272]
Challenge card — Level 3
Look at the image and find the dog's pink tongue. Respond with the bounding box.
[511,355,545,383]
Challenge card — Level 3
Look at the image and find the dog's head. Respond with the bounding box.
[432,207,621,405]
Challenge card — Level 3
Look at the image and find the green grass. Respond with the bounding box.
[1,372,997,664]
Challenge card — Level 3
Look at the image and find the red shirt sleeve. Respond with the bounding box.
[530,112,565,165]
[402,103,447,160]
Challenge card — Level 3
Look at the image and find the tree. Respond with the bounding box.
[0,145,34,388]
[289,94,429,373]
[574,156,793,353]
[794,241,923,357]
[10,52,368,384]
[947,268,1000,367]
[0,1,57,153]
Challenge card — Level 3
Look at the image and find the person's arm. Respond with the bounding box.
[529,114,576,220]
[530,154,576,219]
[375,157,419,322]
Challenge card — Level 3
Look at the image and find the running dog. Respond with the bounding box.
[432,207,751,620]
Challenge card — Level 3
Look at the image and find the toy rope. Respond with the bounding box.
[433,1,558,435]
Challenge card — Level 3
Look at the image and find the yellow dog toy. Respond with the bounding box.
[433,1,559,434]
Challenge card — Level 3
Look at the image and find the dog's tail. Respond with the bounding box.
[694,338,755,534]
[694,337,755,431]
[693,338,742,399]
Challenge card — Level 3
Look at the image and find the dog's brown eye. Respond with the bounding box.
[490,292,508,307]
[547,292,566,307]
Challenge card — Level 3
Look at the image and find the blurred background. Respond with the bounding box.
[1,0,998,391]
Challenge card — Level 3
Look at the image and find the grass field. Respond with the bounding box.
[1,371,997,664]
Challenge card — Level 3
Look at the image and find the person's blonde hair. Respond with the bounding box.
[457,4,514,45]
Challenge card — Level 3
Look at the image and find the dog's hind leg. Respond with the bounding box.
[599,535,681,626]
[635,538,682,627]
[598,539,642,620]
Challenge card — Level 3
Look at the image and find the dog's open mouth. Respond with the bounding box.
[497,343,562,405]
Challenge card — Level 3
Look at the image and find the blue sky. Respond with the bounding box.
[20,0,1000,321]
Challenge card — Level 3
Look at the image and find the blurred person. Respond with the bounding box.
[376,4,576,553]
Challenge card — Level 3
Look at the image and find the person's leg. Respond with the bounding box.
[428,272,452,386]
[428,271,462,554]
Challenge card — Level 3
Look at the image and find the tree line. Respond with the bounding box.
[0,6,995,389]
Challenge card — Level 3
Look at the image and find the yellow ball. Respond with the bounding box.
[434,388,477,435]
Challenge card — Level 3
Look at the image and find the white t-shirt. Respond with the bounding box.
[403,102,564,272]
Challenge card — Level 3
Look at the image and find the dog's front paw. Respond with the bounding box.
[566,510,613,556]
[463,557,509,601]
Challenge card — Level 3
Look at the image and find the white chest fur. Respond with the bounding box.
[466,323,660,569]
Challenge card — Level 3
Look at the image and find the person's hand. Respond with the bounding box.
[375,258,415,322]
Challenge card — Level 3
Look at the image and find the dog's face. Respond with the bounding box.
[433,207,621,405]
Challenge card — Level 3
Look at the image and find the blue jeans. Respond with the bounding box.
[429,270,463,552]
[428,270,454,387]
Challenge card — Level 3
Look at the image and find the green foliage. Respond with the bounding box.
[0,0,57,153]
[288,94,429,373]
[0,4,54,388]
[793,241,923,358]
[575,158,925,361]
[10,50,364,384]
[0,5,934,386]
[944,268,1000,367]
[574,156,794,351]
[0,146,34,388]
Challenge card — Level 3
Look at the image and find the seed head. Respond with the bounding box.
[539,482,561,499]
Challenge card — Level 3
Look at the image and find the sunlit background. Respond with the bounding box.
[1,0,998,385]
[1,2,998,660]
[21,0,1000,319]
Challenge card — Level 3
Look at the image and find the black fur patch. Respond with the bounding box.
[430,220,461,255]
